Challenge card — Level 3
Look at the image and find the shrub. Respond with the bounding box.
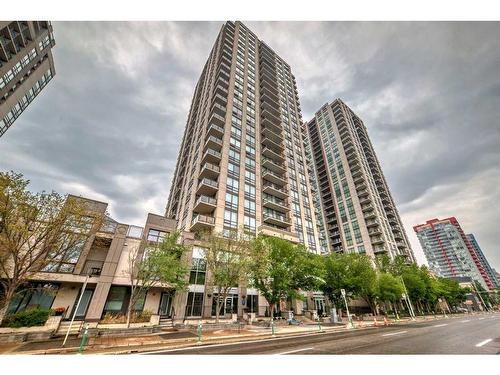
[1,308,53,328]
[100,310,153,324]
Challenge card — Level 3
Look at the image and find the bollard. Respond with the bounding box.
[317,319,323,332]
[78,324,89,354]
[197,320,203,343]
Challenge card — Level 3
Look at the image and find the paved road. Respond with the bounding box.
[144,313,500,355]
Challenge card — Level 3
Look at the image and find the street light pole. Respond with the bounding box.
[341,289,353,328]
[471,282,490,312]
[62,273,91,347]
[400,276,416,319]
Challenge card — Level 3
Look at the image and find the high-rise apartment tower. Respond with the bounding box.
[166,21,322,252]
[466,233,499,287]
[414,217,495,290]
[303,99,415,261]
[0,21,55,137]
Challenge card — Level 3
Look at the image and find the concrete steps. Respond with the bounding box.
[55,320,84,336]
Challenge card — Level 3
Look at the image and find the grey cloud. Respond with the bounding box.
[1,21,499,269]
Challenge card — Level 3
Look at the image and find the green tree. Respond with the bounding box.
[0,171,100,324]
[199,230,250,323]
[319,253,377,316]
[248,235,320,322]
[126,231,189,328]
[375,272,404,316]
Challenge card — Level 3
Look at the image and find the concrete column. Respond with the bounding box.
[85,225,127,322]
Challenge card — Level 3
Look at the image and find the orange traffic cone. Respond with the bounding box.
[383,317,388,327]
[373,317,378,327]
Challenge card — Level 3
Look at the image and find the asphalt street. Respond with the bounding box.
[144,312,500,355]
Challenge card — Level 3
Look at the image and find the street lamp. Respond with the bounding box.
[62,270,94,347]
[400,276,416,320]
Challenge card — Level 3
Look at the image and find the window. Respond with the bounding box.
[43,239,86,273]
[190,250,207,285]
[147,229,166,243]
[224,209,238,228]
[226,176,239,193]
[245,295,258,313]
[244,216,256,232]
[227,162,240,177]
[6,283,59,315]
[103,286,128,313]
[185,292,204,317]
[244,184,255,199]
[244,199,256,215]
[225,192,239,210]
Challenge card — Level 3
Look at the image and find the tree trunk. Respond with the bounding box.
[0,287,16,325]
[126,304,132,328]
[268,303,274,324]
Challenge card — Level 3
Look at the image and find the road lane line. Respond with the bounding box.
[460,320,470,323]
[475,339,492,347]
[479,317,485,320]
[432,324,448,327]
[277,347,314,355]
[381,330,407,337]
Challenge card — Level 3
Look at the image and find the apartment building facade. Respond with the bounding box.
[303,99,415,261]
[0,21,55,137]
[2,196,192,325]
[414,217,495,290]
[164,21,329,319]
[466,233,499,287]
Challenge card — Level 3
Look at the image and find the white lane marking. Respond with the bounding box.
[460,320,471,323]
[479,317,485,320]
[382,330,407,337]
[475,338,492,347]
[277,347,314,355]
[432,324,448,327]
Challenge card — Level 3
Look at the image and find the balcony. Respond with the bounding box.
[202,148,222,164]
[262,168,286,186]
[261,136,284,153]
[393,231,404,240]
[262,146,285,164]
[262,157,286,175]
[361,203,374,213]
[368,227,382,236]
[207,123,224,138]
[209,112,226,127]
[193,195,217,214]
[396,241,406,248]
[197,178,218,195]
[263,211,290,227]
[261,114,282,135]
[357,188,369,198]
[263,182,288,199]
[199,162,220,179]
[261,100,280,118]
[353,174,365,185]
[371,236,385,245]
[366,219,380,228]
[211,102,226,117]
[373,246,389,255]
[263,196,289,213]
[261,126,282,145]
[204,135,223,152]
[359,196,371,205]
[191,214,216,231]
[364,210,376,220]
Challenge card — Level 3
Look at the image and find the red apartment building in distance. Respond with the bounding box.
[414,217,495,290]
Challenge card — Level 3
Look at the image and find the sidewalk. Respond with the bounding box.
[0,313,475,355]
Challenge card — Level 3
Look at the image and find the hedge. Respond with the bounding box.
[1,308,53,328]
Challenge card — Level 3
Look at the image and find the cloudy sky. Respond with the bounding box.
[1,22,499,268]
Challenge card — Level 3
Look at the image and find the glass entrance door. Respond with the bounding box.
[314,297,325,316]
[158,292,172,317]
[74,289,93,319]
